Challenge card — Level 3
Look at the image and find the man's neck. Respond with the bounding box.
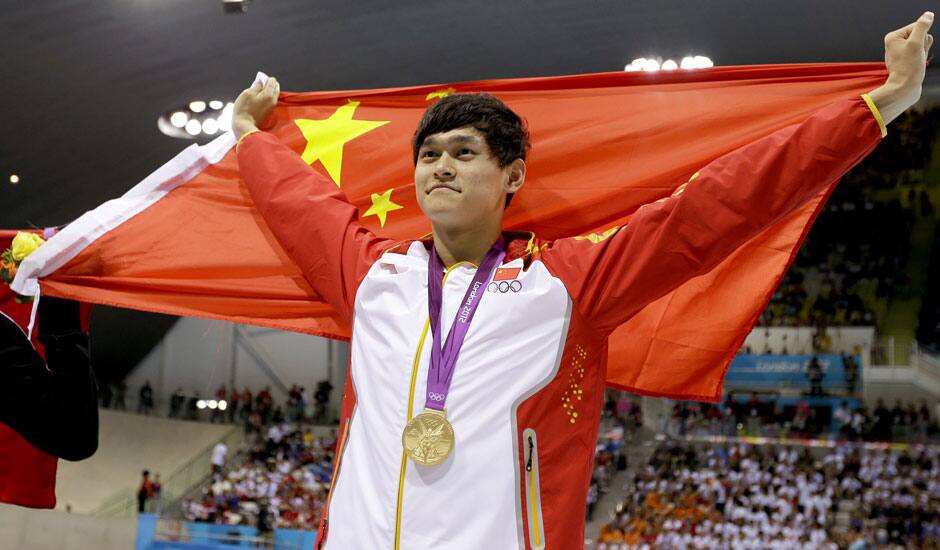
[431,221,503,268]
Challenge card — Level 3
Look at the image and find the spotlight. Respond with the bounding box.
[185,119,202,136]
[202,118,219,135]
[218,104,234,132]
[9,174,19,184]
[219,400,228,411]
[197,400,207,409]
[189,101,207,113]
[170,111,189,128]
[208,399,218,409]
[680,56,696,69]
[209,100,225,110]
[661,59,679,71]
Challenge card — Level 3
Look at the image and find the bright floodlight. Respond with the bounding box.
[202,118,219,135]
[185,119,202,136]
[170,111,189,128]
[661,59,679,71]
[680,56,696,69]
[209,100,225,110]
[642,59,660,72]
[219,400,228,411]
[9,174,19,184]
[694,56,714,68]
[219,104,234,132]
[197,399,207,409]
[208,399,218,409]
[189,101,207,113]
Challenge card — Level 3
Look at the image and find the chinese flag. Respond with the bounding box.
[13,63,887,400]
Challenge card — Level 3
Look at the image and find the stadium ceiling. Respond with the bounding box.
[0,0,936,374]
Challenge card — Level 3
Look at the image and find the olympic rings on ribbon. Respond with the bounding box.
[429,392,446,401]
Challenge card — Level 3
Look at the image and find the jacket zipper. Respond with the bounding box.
[523,428,546,549]
[316,419,351,549]
[394,261,474,549]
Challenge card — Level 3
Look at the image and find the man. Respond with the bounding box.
[230,14,932,549]
[211,440,228,478]
[137,469,153,514]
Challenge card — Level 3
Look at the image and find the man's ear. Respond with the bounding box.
[505,158,526,193]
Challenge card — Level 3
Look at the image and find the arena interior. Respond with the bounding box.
[1,2,939,549]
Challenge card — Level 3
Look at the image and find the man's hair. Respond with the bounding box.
[412,93,530,207]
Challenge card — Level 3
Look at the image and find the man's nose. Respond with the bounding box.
[434,155,456,179]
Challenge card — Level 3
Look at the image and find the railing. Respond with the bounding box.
[94,425,244,518]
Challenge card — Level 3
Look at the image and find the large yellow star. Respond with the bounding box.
[363,188,404,227]
[294,101,389,187]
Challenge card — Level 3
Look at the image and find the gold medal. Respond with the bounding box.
[402,408,455,466]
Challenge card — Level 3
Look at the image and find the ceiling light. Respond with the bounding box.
[185,119,202,136]
[189,101,207,113]
[9,174,19,184]
[219,104,234,132]
[209,100,224,110]
[694,56,714,68]
[202,118,219,135]
[170,111,188,128]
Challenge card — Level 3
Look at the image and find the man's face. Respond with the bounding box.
[414,126,523,228]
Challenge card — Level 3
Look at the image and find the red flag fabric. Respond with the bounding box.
[12,63,888,399]
[0,231,58,509]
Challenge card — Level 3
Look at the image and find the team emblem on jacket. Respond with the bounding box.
[489,267,522,293]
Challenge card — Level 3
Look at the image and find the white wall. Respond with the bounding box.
[0,505,135,550]
[125,317,348,406]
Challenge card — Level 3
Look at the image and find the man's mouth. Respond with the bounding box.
[427,182,459,194]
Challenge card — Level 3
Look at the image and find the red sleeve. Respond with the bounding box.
[539,95,884,336]
[237,132,393,322]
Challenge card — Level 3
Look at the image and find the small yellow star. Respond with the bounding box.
[426,88,456,101]
[363,188,404,227]
[574,227,619,244]
[294,101,389,187]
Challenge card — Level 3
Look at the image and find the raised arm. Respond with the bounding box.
[233,78,392,321]
[540,13,933,336]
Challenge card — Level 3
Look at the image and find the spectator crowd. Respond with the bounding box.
[665,395,939,444]
[596,440,940,549]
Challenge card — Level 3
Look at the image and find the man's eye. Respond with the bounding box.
[458,148,474,156]
[421,151,438,159]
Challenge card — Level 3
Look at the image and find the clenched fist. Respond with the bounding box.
[869,12,934,125]
[232,77,280,140]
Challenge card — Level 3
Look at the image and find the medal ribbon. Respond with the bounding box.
[425,239,506,411]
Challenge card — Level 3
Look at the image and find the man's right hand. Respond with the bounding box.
[232,77,280,140]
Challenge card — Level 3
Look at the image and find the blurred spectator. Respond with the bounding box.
[138,381,154,415]
[169,387,185,418]
[137,469,153,514]
[212,441,228,477]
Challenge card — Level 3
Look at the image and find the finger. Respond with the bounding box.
[888,22,917,42]
[909,12,934,43]
[928,34,935,55]
[250,80,264,93]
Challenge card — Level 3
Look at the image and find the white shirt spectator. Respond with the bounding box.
[211,442,228,468]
